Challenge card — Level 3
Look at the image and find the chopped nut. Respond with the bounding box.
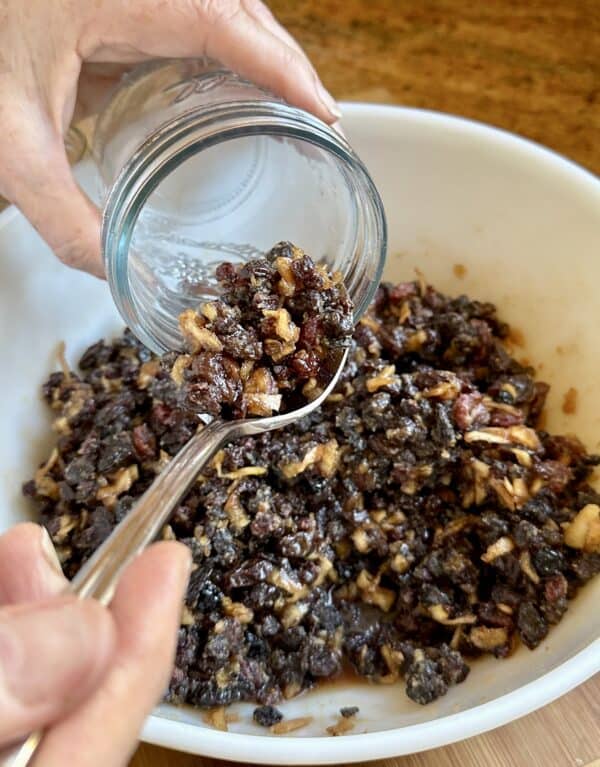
[302,377,322,400]
[470,626,508,651]
[489,477,516,511]
[564,504,600,552]
[274,256,296,296]
[465,426,541,450]
[245,367,278,395]
[224,488,250,530]
[200,302,218,322]
[245,392,283,416]
[327,716,355,736]
[429,605,477,626]
[359,315,380,332]
[366,365,399,393]
[264,338,296,362]
[381,644,404,675]
[170,354,191,385]
[161,524,176,540]
[56,341,72,382]
[34,448,61,500]
[96,465,139,508]
[222,596,254,623]
[421,376,462,400]
[179,309,223,352]
[137,359,161,389]
[239,360,254,381]
[481,536,515,563]
[511,448,533,468]
[318,440,340,477]
[405,329,427,351]
[398,301,411,324]
[391,553,410,573]
[53,514,78,544]
[269,568,309,603]
[181,605,195,626]
[520,550,540,584]
[281,440,339,479]
[202,707,228,732]
[280,601,309,629]
[263,308,300,344]
[356,569,396,612]
[271,717,313,735]
[229,467,269,481]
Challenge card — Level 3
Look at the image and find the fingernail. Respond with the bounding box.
[315,78,343,120]
[40,527,64,577]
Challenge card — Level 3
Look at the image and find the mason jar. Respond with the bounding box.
[94,58,387,354]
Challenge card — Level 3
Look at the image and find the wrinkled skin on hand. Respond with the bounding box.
[0,0,340,276]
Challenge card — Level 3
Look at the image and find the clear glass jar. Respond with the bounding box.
[94,59,387,354]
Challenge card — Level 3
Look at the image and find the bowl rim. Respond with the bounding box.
[3,103,599,763]
[143,641,599,763]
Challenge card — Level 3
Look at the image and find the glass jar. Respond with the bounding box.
[94,59,387,354]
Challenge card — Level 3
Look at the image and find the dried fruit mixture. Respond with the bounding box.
[167,241,353,418]
[25,256,600,709]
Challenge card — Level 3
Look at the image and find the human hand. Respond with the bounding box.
[0,0,340,276]
[0,523,191,766]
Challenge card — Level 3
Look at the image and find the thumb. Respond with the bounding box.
[0,93,103,277]
[0,596,116,745]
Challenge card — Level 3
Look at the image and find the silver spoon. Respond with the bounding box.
[1,347,348,767]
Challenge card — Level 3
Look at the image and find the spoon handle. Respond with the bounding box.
[0,417,232,767]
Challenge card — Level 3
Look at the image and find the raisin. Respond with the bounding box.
[253,705,283,727]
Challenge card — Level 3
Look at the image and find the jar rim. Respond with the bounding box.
[102,100,387,353]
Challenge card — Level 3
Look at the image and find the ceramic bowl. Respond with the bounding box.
[0,105,598,763]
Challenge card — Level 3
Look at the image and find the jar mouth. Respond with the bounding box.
[102,101,387,354]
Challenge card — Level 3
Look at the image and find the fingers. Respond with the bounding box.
[0,524,67,606]
[0,596,116,745]
[33,542,191,767]
[82,0,341,123]
[0,85,103,277]
[205,8,340,121]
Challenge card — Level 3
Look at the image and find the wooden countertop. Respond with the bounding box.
[135,1,599,763]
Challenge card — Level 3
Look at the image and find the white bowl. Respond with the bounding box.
[0,105,598,764]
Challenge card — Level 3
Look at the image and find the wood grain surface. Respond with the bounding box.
[131,0,599,764]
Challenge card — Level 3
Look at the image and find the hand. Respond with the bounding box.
[0,0,340,276]
[0,523,191,766]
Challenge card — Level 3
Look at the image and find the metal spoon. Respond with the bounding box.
[0,347,348,767]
